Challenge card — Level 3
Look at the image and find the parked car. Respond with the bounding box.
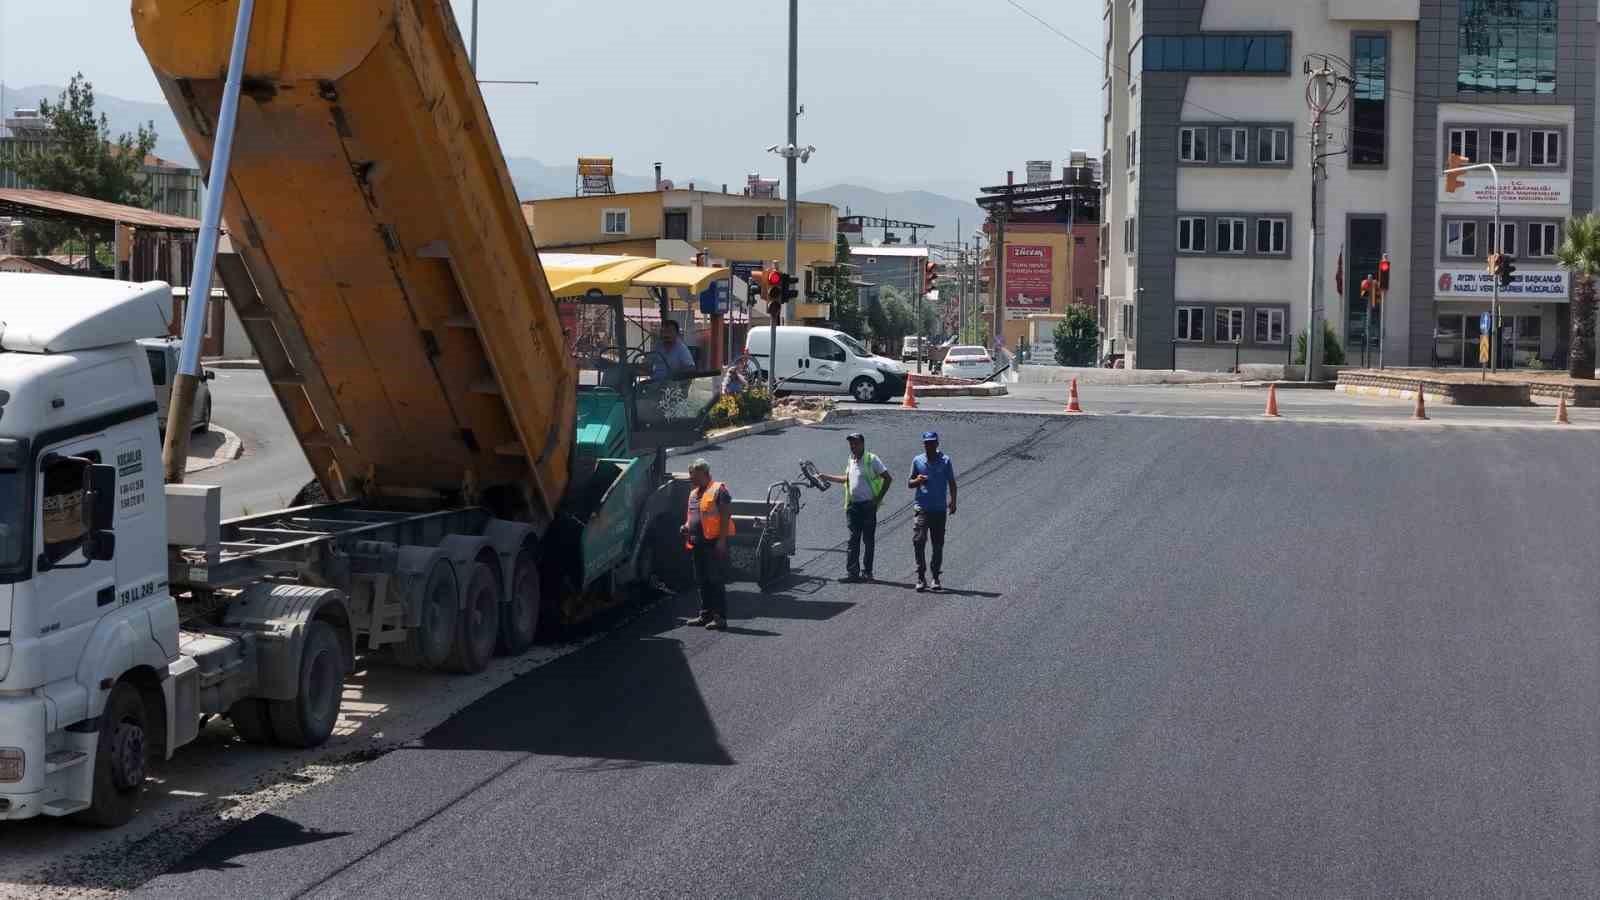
[901,335,929,363]
[140,336,215,434]
[940,345,995,381]
[747,326,908,403]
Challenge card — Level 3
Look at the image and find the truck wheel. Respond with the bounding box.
[394,560,457,669]
[75,682,147,828]
[496,549,540,655]
[290,479,328,507]
[850,377,879,403]
[266,622,344,748]
[446,563,500,674]
[227,699,275,744]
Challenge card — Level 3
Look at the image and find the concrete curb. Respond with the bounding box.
[667,417,804,458]
[910,384,1008,398]
[1174,380,1336,391]
[186,425,243,474]
[203,358,263,370]
[826,405,1600,432]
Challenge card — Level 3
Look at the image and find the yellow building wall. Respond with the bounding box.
[523,193,663,248]
[999,231,1073,350]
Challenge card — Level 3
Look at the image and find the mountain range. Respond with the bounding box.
[3,82,987,244]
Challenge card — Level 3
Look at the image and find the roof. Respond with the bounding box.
[0,189,201,232]
[522,188,835,211]
[0,255,80,276]
[538,253,729,300]
[849,245,929,258]
[0,274,173,352]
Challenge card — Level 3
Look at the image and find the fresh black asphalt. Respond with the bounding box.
[135,412,1599,898]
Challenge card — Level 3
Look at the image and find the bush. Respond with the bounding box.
[1052,306,1099,366]
[1294,321,1347,367]
[706,384,773,430]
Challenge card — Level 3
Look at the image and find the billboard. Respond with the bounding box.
[1004,244,1052,319]
[1438,173,1569,206]
[1434,267,1568,300]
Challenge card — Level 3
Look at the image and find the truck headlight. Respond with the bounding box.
[0,749,22,783]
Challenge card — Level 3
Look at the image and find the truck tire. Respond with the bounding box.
[393,559,458,669]
[290,479,328,507]
[75,682,147,828]
[495,549,540,655]
[227,699,275,744]
[266,622,344,748]
[446,563,500,674]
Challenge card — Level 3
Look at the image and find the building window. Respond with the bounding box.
[1490,221,1516,256]
[1122,303,1136,339]
[602,209,630,235]
[1528,222,1559,258]
[756,214,786,239]
[1219,128,1248,163]
[1488,129,1519,165]
[1448,128,1478,162]
[1352,34,1388,166]
[1256,218,1287,254]
[1141,34,1290,73]
[1457,0,1556,95]
[1124,216,1137,254]
[1126,130,1138,168]
[1175,306,1206,342]
[1216,217,1247,253]
[1254,308,1285,344]
[1215,307,1244,343]
[1258,127,1289,164]
[1179,127,1209,162]
[1177,216,1208,252]
[1446,220,1478,257]
[1530,130,1561,167]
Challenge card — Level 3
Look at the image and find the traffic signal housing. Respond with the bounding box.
[1378,255,1391,292]
[778,272,799,303]
[924,260,938,296]
[1493,253,1516,289]
[1444,153,1470,194]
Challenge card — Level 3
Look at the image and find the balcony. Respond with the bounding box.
[701,231,832,243]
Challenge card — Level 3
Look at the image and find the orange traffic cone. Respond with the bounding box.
[1066,378,1084,413]
[1412,389,1428,421]
[1263,384,1281,417]
[902,377,918,409]
[1555,394,1570,424]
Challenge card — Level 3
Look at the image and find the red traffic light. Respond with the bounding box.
[1377,256,1391,291]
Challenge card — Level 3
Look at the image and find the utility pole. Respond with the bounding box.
[1302,55,1348,383]
[470,0,479,73]
[785,0,798,282]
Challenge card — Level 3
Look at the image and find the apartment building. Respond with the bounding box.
[1102,0,1596,371]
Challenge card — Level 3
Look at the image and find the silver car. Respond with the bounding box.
[140,337,215,434]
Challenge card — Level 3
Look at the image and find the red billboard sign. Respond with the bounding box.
[1004,244,1052,318]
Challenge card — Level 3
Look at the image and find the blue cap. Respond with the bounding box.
[922,431,939,442]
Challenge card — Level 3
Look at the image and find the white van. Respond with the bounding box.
[745,325,908,403]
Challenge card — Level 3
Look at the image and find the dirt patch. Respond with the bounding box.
[772,396,834,423]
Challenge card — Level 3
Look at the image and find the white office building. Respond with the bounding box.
[1102,0,1595,371]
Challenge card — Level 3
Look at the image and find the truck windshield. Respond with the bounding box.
[838,334,872,358]
[0,471,24,572]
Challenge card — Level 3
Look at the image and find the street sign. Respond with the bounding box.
[1479,334,1490,365]
[1479,312,1491,333]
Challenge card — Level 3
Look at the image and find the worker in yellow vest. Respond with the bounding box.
[819,432,893,583]
[681,458,734,630]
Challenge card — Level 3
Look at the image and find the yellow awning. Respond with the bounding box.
[632,264,731,295]
[539,254,670,298]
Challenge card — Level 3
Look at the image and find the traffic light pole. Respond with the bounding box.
[784,0,798,283]
[1445,161,1502,372]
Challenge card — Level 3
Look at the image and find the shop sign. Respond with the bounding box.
[1434,267,1568,299]
[1439,173,1569,206]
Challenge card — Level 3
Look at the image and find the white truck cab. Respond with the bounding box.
[0,274,178,824]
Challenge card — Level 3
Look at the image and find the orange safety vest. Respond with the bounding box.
[687,481,736,548]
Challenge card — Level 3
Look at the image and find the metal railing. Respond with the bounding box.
[701,231,831,243]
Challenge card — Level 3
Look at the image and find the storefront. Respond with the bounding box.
[1430,266,1567,368]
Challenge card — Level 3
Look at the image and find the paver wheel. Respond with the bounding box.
[446,562,500,674]
[267,622,344,747]
[74,682,147,828]
[496,549,540,655]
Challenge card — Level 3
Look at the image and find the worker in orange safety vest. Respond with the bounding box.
[681,458,735,630]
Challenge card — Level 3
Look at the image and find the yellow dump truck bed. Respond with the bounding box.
[134,0,573,521]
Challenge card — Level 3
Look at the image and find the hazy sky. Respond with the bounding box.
[0,0,1101,196]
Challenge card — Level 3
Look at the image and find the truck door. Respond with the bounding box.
[34,439,115,692]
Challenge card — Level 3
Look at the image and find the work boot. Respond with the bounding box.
[706,615,726,631]
[685,613,711,627]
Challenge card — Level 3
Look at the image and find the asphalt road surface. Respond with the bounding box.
[206,369,315,517]
[136,410,1598,898]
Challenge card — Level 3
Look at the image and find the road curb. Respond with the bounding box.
[826,405,1600,431]
[186,425,244,474]
[667,417,804,458]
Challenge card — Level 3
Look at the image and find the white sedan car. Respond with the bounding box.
[939,345,995,381]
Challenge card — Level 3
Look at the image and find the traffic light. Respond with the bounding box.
[763,267,782,304]
[924,260,938,296]
[1444,153,1470,194]
[778,272,799,303]
[1361,275,1376,310]
[1494,253,1516,289]
[1377,254,1391,292]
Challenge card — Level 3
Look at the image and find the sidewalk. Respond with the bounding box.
[183,425,244,474]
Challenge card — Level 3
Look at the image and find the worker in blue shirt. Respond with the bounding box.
[650,319,697,381]
[906,430,957,592]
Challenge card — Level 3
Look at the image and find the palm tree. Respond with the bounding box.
[1556,213,1600,379]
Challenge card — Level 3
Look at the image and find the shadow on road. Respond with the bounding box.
[163,814,350,874]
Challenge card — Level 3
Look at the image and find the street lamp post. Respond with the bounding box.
[1444,160,1502,371]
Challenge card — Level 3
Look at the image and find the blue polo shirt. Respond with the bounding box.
[910,452,956,513]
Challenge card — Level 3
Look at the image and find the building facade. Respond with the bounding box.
[522,187,839,322]
[1102,0,1596,371]
[1,111,204,218]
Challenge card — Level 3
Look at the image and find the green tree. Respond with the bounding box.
[822,234,864,338]
[1556,212,1600,379]
[11,74,158,253]
[1051,305,1099,366]
[1294,320,1347,367]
